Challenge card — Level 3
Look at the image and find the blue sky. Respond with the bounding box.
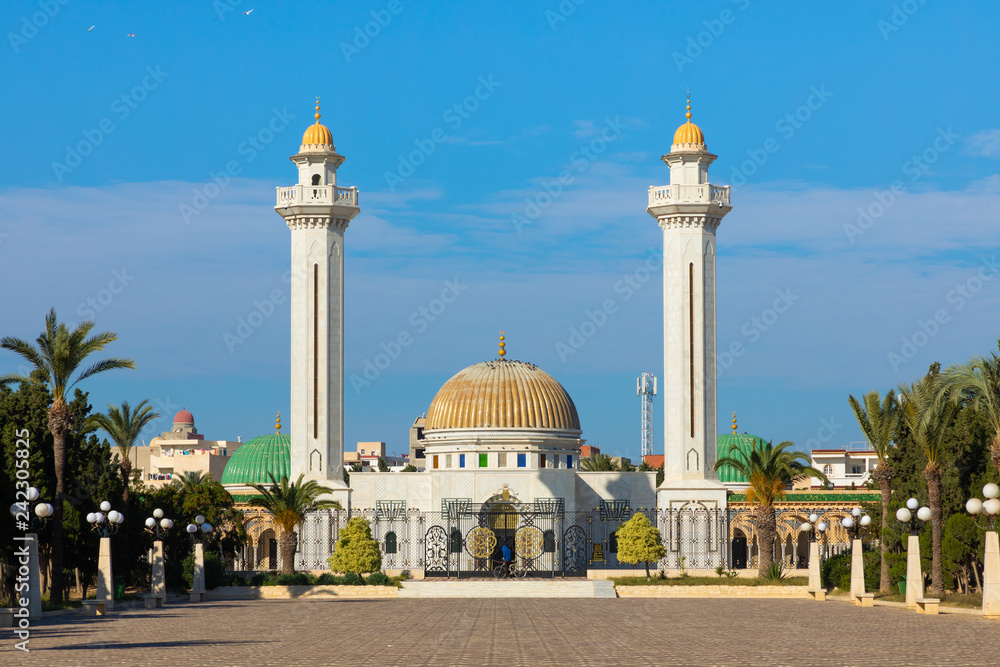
[2,1,999,460]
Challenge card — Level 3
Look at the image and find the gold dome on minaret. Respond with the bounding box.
[302,99,334,147]
[672,94,706,147]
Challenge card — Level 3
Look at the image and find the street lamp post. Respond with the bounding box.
[800,513,828,597]
[8,487,53,619]
[86,501,125,611]
[186,515,213,602]
[144,509,173,606]
[966,482,1000,618]
[841,507,872,602]
[896,497,930,609]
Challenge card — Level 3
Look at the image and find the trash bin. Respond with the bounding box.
[897,577,906,596]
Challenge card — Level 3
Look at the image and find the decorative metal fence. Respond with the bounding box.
[285,504,730,575]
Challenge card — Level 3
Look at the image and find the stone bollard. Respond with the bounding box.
[904,535,924,609]
[24,533,42,619]
[850,538,866,601]
[190,542,206,602]
[151,540,166,603]
[807,541,822,592]
[984,530,999,619]
[96,537,115,611]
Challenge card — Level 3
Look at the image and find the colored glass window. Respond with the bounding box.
[567,455,573,469]
[459,454,466,468]
[479,453,488,468]
[517,453,526,468]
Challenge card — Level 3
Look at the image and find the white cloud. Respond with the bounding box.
[965,129,1000,157]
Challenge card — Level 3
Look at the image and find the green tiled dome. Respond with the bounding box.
[221,433,290,486]
[716,432,768,484]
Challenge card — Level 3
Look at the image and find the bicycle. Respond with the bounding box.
[493,558,527,579]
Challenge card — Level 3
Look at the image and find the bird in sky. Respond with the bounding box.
[87,25,95,32]
[126,33,135,37]
[244,9,254,15]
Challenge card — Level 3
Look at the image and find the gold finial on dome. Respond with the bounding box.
[301,97,334,146]
[732,412,737,434]
[276,412,281,434]
[498,331,506,358]
[672,91,706,146]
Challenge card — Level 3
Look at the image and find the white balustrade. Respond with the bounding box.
[276,185,359,207]
[648,184,730,208]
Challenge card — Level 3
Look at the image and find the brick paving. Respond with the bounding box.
[5,598,998,666]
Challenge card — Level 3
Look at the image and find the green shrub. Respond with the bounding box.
[342,572,364,586]
[275,572,315,586]
[249,572,270,587]
[366,571,391,586]
[763,561,786,582]
[316,573,345,585]
[328,517,382,577]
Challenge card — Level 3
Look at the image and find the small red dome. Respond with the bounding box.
[173,409,195,424]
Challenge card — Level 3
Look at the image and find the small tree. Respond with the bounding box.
[377,457,389,472]
[616,513,665,580]
[328,517,382,581]
[401,464,418,472]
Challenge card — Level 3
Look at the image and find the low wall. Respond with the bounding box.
[206,585,398,600]
[617,585,808,598]
[587,568,810,580]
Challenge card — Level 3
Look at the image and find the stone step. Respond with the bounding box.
[398,580,617,598]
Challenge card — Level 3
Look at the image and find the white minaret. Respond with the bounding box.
[647,96,731,512]
[275,100,359,500]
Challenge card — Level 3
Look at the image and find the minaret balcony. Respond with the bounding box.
[647,184,730,208]
[276,184,359,209]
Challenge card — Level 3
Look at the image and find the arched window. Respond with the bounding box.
[450,528,462,553]
[543,530,555,553]
[609,531,618,554]
[311,173,321,185]
[385,531,397,554]
[823,464,834,476]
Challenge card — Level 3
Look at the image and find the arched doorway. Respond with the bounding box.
[488,502,518,571]
[732,529,748,569]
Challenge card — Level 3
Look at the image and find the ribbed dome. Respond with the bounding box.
[716,432,768,484]
[425,359,581,431]
[173,409,194,424]
[221,433,290,486]
[673,120,705,146]
[302,122,333,147]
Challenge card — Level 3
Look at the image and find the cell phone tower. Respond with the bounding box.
[637,372,657,460]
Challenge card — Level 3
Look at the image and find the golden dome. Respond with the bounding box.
[672,96,706,146]
[425,358,581,432]
[302,99,333,146]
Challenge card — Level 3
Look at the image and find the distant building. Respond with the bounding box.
[408,415,427,469]
[344,441,409,471]
[129,409,241,487]
[808,443,879,489]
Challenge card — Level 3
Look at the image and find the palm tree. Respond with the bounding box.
[848,389,901,593]
[248,474,342,574]
[899,370,957,597]
[938,340,1000,475]
[715,440,827,577]
[1,309,134,603]
[87,400,159,503]
[172,470,212,492]
[580,452,616,471]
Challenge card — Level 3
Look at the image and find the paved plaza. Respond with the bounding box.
[5,597,998,666]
